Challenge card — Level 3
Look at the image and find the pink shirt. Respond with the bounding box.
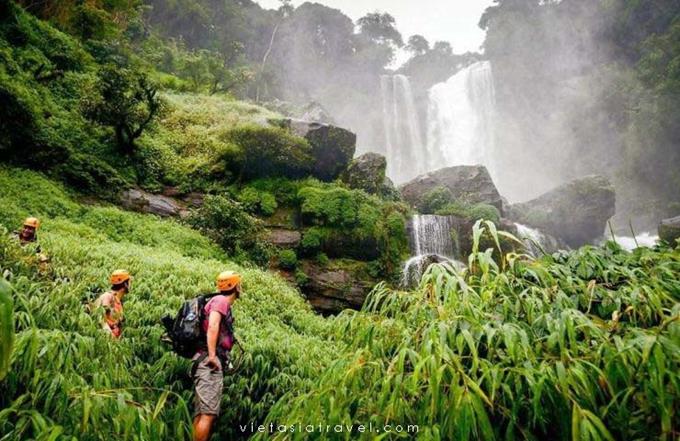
[201,295,234,351]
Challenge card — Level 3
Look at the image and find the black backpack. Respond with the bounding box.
[162,293,227,358]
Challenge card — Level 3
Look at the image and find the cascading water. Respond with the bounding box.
[409,215,459,256]
[380,74,426,183]
[514,223,550,257]
[426,61,497,179]
[402,215,463,287]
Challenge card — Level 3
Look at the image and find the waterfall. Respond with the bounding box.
[426,61,497,178]
[402,215,463,287]
[380,74,426,184]
[409,214,459,257]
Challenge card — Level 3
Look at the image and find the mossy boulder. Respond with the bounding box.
[341,153,387,195]
[658,216,680,244]
[508,175,616,247]
[400,165,504,213]
[278,119,356,181]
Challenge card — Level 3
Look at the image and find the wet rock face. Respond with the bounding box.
[399,165,504,213]
[507,175,616,248]
[266,228,301,249]
[299,261,373,315]
[659,216,680,244]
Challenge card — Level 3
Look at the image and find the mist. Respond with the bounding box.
[140,0,679,231]
[259,0,679,232]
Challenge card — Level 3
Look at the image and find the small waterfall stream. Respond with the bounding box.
[402,215,463,287]
[514,223,549,257]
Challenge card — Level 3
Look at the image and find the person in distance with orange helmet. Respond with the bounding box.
[94,269,132,339]
[192,271,241,441]
[14,217,40,247]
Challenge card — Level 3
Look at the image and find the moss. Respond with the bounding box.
[436,201,501,224]
[300,227,325,256]
[222,124,313,181]
[278,249,298,270]
[237,187,278,217]
[418,186,453,213]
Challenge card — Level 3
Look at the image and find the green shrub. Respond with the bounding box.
[222,125,313,181]
[186,194,270,264]
[278,249,298,270]
[298,185,364,228]
[436,201,501,224]
[294,268,309,286]
[243,178,305,206]
[315,252,329,266]
[418,186,453,213]
[296,183,409,270]
[55,152,126,197]
[300,227,324,256]
[237,187,278,217]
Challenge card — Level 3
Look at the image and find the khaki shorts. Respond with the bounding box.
[192,355,223,416]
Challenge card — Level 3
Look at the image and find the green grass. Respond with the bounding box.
[0,167,337,440]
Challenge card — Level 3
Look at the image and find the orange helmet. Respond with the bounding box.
[110,269,131,285]
[24,217,40,229]
[217,271,241,292]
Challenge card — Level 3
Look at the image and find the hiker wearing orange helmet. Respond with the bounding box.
[14,217,40,246]
[94,270,132,339]
[192,271,241,441]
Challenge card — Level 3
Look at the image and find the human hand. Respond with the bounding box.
[206,355,221,372]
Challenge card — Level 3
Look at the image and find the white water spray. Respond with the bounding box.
[426,61,497,178]
[610,233,658,251]
[380,74,426,183]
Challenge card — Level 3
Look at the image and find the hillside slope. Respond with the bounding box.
[0,167,338,439]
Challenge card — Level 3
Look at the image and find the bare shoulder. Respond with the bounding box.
[95,291,114,306]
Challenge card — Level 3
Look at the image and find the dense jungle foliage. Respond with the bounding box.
[265,222,679,440]
[0,168,678,440]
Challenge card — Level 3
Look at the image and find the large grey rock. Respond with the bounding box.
[300,261,373,314]
[659,216,680,244]
[341,153,387,195]
[120,188,187,217]
[266,228,302,249]
[162,187,204,208]
[400,165,504,213]
[282,119,356,181]
[508,175,615,247]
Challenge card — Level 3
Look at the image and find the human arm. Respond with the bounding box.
[205,310,222,371]
[95,294,114,333]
